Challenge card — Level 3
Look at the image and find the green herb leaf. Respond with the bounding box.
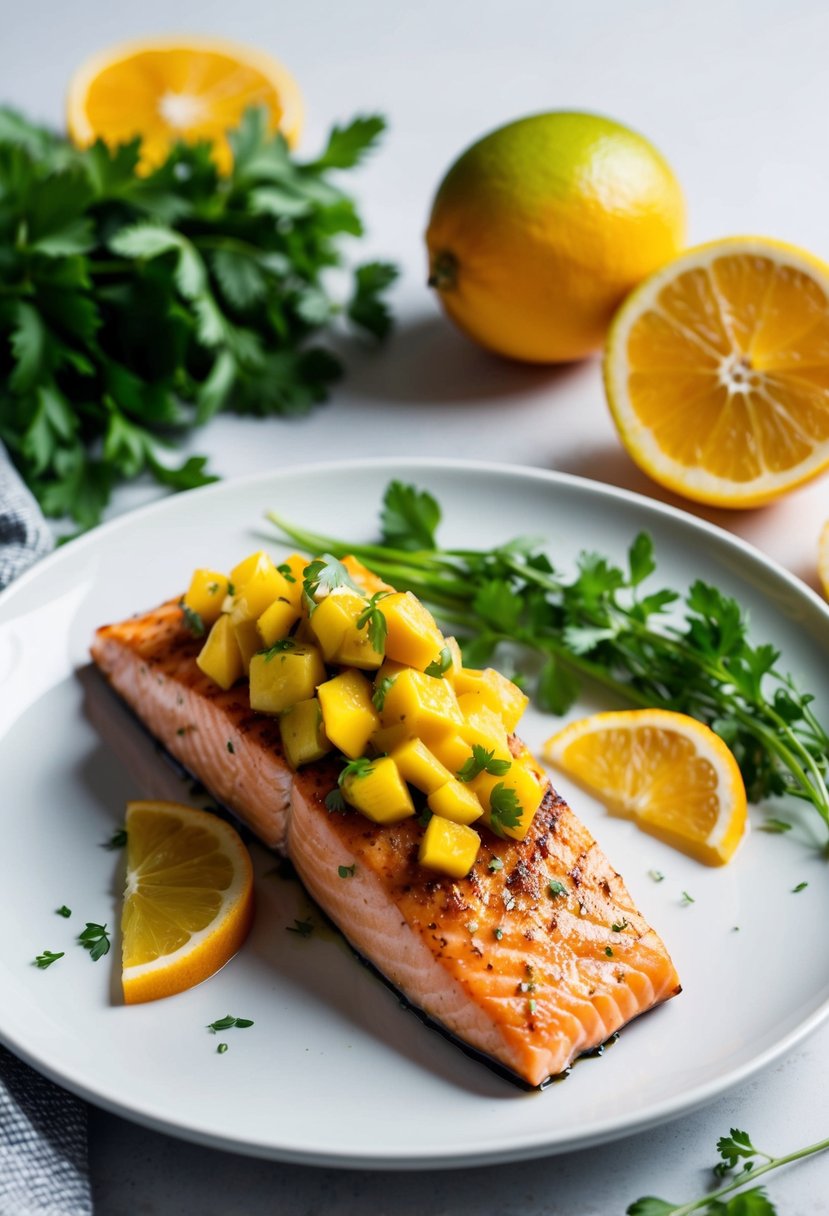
[536,656,580,716]
[380,481,441,551]
[424,646,453,678]
[488,784,522,836]
[286,918,314,938]
[792,881,808,893]
[34,950,64,969]
[303,555,360,603]
[101,829,127,851]
[179,601,206,638]
[227,740,235,754]
[77,922,110,961]
[348,261,399,339]
[311,115,386,170]
[207,1014,254,1033]
[681,891,695,905]
[338,757,375,785]
[338,864,356,878]
[760,818,792,834]
[56,906,71,918]
[324,789,347,814]
[548,880,568,898]
[260,638,297,660]
[488,857,504,873]
[457,744,511,783]
[611,919,629,933]
[648,870,665,883]
[217,1042,228,1054]
[372,676,395,712]
[356,591,389,652]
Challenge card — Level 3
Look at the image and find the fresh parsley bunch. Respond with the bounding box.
[268,481,829,835]
[0,106,397,526]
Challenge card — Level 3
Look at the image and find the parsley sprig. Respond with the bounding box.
[627,1126,829,1214]
[268,480,829,835]
[77,922,110,961]
[0,106,396,528]
[356,591,389,652]
[457,744,511,783]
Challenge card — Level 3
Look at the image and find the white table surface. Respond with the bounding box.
[4,0,829,1210]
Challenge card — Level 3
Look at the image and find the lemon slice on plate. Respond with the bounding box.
[121,800,254,1004]
[543,709,748,865]
[604,237,829,507]
[67,36,303,172]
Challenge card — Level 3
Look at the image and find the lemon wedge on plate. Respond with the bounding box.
[121,800,254,1004]
[544,709,748,865]
[67,37,303,172]
[604,237,829,507]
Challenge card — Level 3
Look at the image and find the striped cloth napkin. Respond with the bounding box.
[0,450,92,1216]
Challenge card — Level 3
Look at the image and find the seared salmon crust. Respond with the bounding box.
[91,600,681,1087]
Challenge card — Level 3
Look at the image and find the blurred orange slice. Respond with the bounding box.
[121,800,254,1004]
[820,520,829,600]
[604,238,829,507]
[67,37,303,172]
[543,709,748,865]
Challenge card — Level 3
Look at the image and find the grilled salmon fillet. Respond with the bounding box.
[91,600,681,1088]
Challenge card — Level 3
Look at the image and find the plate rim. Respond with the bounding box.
[2,456,828,1168]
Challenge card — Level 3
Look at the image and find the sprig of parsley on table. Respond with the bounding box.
[268,480,829,835]
[627,1126,829,1214]
[0,106,396,528]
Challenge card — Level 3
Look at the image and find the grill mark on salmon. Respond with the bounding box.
[91,602,681,1088]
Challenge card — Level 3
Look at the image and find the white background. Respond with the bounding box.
[3,0,829,1210]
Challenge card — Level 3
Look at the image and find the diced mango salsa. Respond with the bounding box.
[382,592,446,670]
[231,564,293,623]
[374,658,409,685]
[381,668,464,741]
[443,636,464,684]
[231,550,273,589]
[196,614,243,691]
[233,618,262,675]
[427,779,483,825]
[249,643,326,714]
[429,732,475,776]
[370,722,412,755]
[472,756,546,841]
[318,669,380,758]
[257,597,301,647]
[457,696,512,760]
[341,757,415,824]
[308,590,383,669]
[278,553,307,609]
[419,815,480,878]
[453,667,529,733]
[390,738,452,794]
[280,697,330,769]
[341,555,394,596]
[183,569,230,627]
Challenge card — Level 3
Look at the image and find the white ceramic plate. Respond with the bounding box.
[2,459,828,1168]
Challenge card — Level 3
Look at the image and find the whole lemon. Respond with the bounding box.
[425,112,685,363]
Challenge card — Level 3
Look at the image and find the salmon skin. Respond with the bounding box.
[91,601,681,1089]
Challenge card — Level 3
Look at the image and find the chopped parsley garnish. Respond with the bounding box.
[681,890,695,905]
[457,744,511,783]
[226,740,235,754]
[217,1042,228,1054]
[761,818,792,834]
[227,582,235,597]
[338,864,356,878]
[207,1015,254,1033]
[77,922,111,961]
[611,919,629,933]
[101,828,127,850]
[179,600,206,637]
[338,757,374,784]
[207,582,220,595]
[277,563,297,583]
[648,869,665,882]
[493,927,504,940]
[356,591,389,652]
[324,789,347,814]
[605,946,614,957]
[286,918,314,938]
[302,555,359,606]
[260,638,296,660]
[548,880,568,898]
[56,906,71,919]
[372,675,395,712]
[792,881,808,893]
[488,784,522,836]
[424,646,452,678]
[528,999,537,1014]
[34,950,64,969]
[488,857,504,872]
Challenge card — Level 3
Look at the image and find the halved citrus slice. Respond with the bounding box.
[820,521,829,600]
[121,800,254,1004]
[604,237,829,507]
[543,709,748,865]
[67,37,303,173]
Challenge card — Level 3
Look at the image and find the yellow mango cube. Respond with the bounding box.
[375,658,408,685]
[257,597,300,647]
[390,738,452,794]
[183,568,230,627]
[443,636,464,684]
[427,779,483,825]
[453,667,529,733]
[341,757,415,824]
[308,590,383,669]
[196,615,243,691]
[472,757,546,841]
[341,554,394,596]
[380,669,464,742]
[231,549,273,589]
[419,815,480,878]
[231,564,293,624]
[382,592,446,670]
[457,695,511,760]
[279,698,331,769]
[276,553,307,609]
[429,733,475,775]
[318,669,380,758]
[233,618,262,675]
[249,643,326,715]
[370,722,412,755]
